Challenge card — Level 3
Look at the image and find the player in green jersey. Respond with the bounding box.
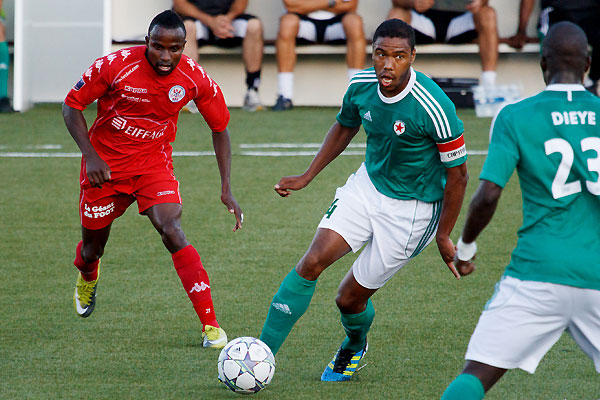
[259,18,469,382]
[442,21,600,400]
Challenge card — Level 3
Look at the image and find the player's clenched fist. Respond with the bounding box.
[85,155,111,188]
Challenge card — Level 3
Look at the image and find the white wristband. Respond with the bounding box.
[456,237,477,261]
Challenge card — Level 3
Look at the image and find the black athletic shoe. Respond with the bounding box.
[0,97,14,113]
[272,95,293,111]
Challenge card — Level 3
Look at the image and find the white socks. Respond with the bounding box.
[481,71,497,88]
[278,72,294,100]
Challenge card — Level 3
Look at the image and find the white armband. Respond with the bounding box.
[456,237,477,261]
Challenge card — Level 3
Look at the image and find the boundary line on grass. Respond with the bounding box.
[0,150,488,157]
[0,143,489,157]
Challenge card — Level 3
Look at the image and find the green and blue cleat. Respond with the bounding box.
[321,341,368,381]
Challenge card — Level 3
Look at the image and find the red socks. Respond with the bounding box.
[172,245,219,329]
[74,241,99,282]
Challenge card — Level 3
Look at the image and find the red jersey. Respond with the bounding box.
[65,46,230,185]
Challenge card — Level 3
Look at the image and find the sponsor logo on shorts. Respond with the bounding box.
[169,85,186,102]
[157,190,176,196]
[393,120,406,136]
[83,202,115,219]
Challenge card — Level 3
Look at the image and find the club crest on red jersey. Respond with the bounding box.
[393,120,406,136]
[169,85,185,102]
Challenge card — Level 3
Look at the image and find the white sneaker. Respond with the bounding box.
[243,88,263,112]
[181,100,199,114]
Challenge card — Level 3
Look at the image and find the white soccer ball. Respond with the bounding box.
[217,337,276,395]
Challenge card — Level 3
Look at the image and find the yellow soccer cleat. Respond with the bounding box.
[202,325,228,348]
[73,264,100,318]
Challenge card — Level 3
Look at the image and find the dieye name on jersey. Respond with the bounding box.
[551,111,596,126]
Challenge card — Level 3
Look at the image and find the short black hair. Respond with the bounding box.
[373,19,415,49]
[543,21,589,75]
[148,10,186,37]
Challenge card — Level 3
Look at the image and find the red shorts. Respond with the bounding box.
[79,172,182,229]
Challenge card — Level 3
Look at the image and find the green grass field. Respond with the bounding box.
[0,105,597,399]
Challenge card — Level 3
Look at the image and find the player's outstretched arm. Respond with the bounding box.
[274,122,360,197]
[212,128,243,231]
[454,179,503,275]
[436,163,469,279]
[62,103,111,188]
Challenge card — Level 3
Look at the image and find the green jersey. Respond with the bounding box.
[481,84,600,290]
[337,68,467,203]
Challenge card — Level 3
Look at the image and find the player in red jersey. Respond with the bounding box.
[62,10,242,348]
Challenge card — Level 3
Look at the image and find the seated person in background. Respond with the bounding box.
[272,0,366,111]
[173,0,264,111]
[389,0,498,88]
[508,0,600,96]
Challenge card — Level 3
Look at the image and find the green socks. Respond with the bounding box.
[260,268,317,355]
[0,41,8,98]
[340,298,375,352]
[441,373,485,400]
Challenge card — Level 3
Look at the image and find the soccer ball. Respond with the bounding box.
[217,337,275,395]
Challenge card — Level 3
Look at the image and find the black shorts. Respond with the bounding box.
[296,13,346,45]
[412,9,478,45]
[544,6,600,46]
